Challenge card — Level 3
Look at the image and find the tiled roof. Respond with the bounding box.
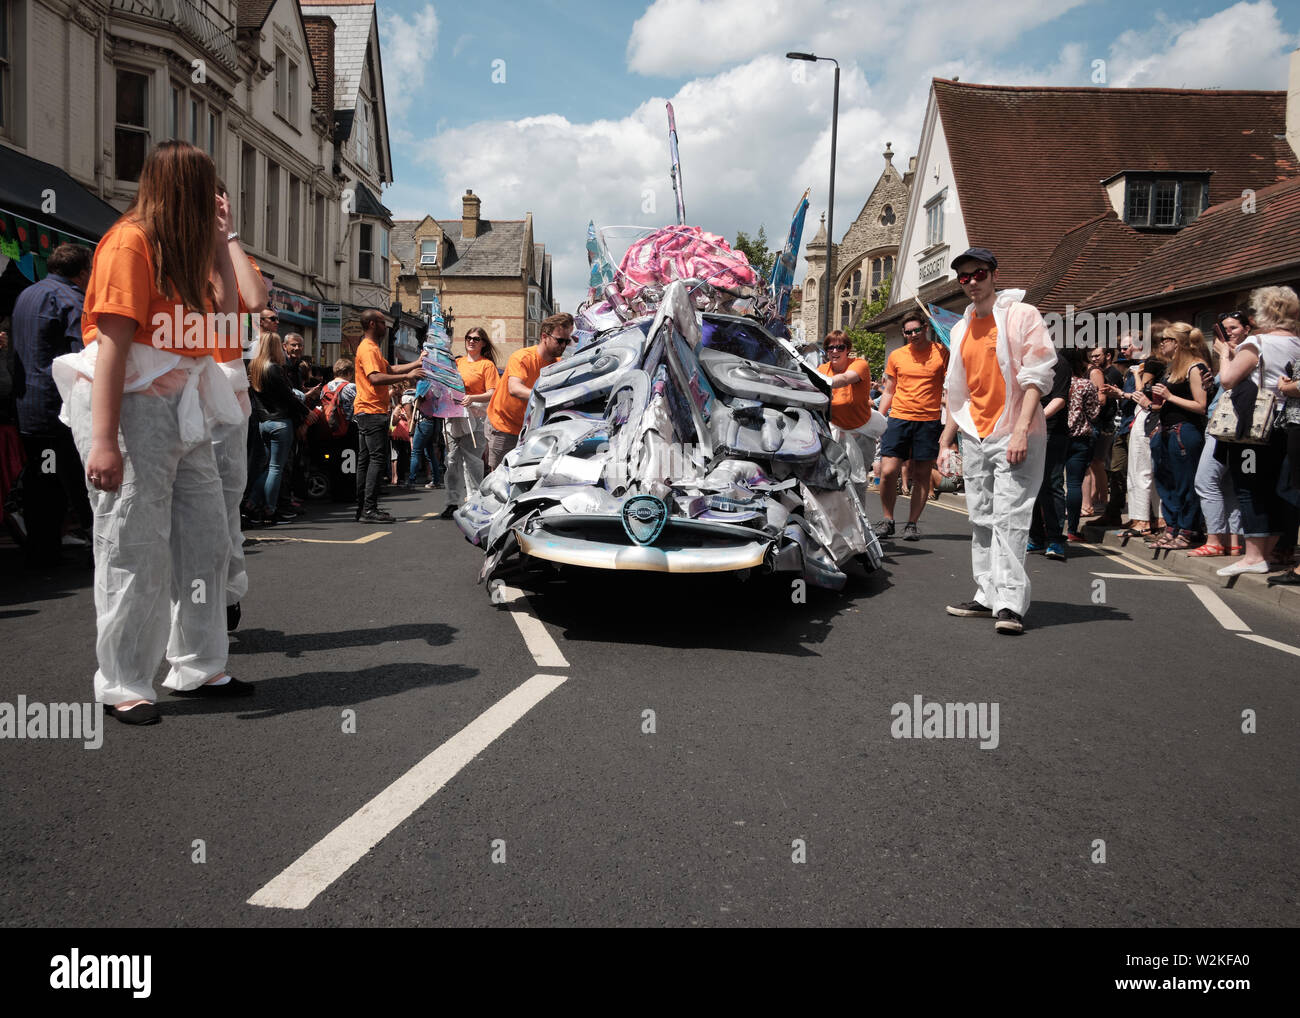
[353,180,391,220]
[1024,212,1163,314]
[300,1,375,114]
[390,219,421,271]
[436,219,529,277]
[932,79,1299,288]
[389,217,530,278]
[235,1,276,30]
[1080,175,1300,311]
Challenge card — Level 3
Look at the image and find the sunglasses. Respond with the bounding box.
[551,336,571,346]
[826,344,848,352]
[466,336,484,342]
[957,268,990,285]
[902,327,926,337]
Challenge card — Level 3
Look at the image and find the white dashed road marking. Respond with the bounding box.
[1239,634,1300,659]
[248,673,568,910]
[1186,584,1251,632]
[499,585,570,668]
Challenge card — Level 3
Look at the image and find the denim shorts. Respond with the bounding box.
[879,417,944,462]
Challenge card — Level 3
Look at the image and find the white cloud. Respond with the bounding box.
[379,3,440,130]
[388,1,1297,312]
[452,33,474,59]
[1106,1,1296,88]
[626,0,1088,77]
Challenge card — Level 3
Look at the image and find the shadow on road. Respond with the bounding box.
[517,566,893,655]
[1028,600,1131,628]
[166,660,479,720]
[231,622,457,658]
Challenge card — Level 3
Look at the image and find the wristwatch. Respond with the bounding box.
[227,231,239,242]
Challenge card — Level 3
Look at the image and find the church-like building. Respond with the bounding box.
[800,144,914,342]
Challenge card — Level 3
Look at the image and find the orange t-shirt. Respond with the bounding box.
[818,357,873,430]
[353,338,391,415]
[82,220,211,357]
[486,347,543,435]
[886,342,949,421]
[212,256,263,364]
[457,356,499,396]
[961,314,1006,437]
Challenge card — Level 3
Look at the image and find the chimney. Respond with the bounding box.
[462,189,481,240]
[1289,47,1300,163]
[303,16,336,122]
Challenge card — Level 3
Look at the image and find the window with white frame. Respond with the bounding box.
[420,240,437,266]
[207,109,220,168]
[924,191,945,249]
[189,95,203,148]
[114,69,150,182]
[355,101,371,171]
[274,49,300,127]
[264,160,280,256]
[379,227,389,287]
[240,143,256,239]
[358,223,373,280]
[1123,175,1207,230]
[313,192,325,275]
[287,175,301,265]
[420,288,437,317]
[170,83,182,140]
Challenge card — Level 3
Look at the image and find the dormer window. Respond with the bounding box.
[1107,172,1210,230]
[420,240,437,266]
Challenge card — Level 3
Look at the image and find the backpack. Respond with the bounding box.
[318,378,351,438]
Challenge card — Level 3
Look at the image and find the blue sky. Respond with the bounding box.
[374,0,1300,310]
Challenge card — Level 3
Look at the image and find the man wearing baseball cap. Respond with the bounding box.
[936,248,1057,634]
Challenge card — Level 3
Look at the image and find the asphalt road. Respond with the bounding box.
[2,484,1297,927]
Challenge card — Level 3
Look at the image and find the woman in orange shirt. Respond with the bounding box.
[58,141,251,725]
[440,327,499,518]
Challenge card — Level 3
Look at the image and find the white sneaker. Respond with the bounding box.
[1216,560,1269,577]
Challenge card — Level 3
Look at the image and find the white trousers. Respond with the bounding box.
[444,417,486,505]
[211,414,248,605]
[1126,411,1158,522]
[69,382,231,705]
[961,430,1046,618]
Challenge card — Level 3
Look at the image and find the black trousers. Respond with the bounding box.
[21,426,92,564]
[355,413,388,513]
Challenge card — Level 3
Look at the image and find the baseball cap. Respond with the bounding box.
[951,247,998,271]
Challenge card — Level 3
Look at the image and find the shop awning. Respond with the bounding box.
[0,147,120,274]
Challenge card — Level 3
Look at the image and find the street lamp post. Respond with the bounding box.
[786,52,839,346]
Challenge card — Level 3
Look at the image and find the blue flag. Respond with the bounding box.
[927,304,963,349]
[770,190,809,318]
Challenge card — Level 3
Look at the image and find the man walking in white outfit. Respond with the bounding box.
[936,248,1057,634]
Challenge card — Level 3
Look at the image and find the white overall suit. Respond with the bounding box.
[55,343,244,705]
[945,289,1057,618]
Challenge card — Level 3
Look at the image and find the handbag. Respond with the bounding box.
[1207,354,1276,445]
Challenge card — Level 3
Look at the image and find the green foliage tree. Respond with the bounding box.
[844,273,891,381]
[733,225,776,282]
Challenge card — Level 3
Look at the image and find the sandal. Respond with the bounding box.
[1119,526,1152,538]
[1188,543,1227,557]
[1165,534,1193,550]
[1229,545,1245,555]
[1150,529,1180,548]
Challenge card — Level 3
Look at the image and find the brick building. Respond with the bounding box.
[390,190,554,360]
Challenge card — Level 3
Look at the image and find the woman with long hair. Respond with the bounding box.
[439,326,499,519]
[1189,311,1248,557]
[1119,323,1169,538]
[1147,322,1211,550]
[1214,286,1300,576]
[1063,347,1101,542]
[53,140,248,724]
[247,330,309,524]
